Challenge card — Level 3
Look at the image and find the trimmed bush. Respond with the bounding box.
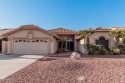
[2,38,8,41]
[117,45,125,53]
[111,47,121,55]
[84,44,107,55]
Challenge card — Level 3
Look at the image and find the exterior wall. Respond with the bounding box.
[89,32,115,48]
[78,31,116,54]
[50,37,57,54]
[78,38,87,54]
[9,30,50,38]
[75,35,79,51]
[2,41,8,54]
[7,29,55,54]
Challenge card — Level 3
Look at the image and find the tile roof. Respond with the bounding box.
[2,25,60,39]
[48,28,79,35]
[95,27,111,30]
[0,29,14,36]
[111,27,125,30]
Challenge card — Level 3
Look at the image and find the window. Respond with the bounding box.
[32,40,35,42]
[19,40,22,42]
[27,40,30,42]
[36,40,39,42]
[44,40,47,42]
[23,40,26,42]
[40,40,43,42]
[15,40,18,42]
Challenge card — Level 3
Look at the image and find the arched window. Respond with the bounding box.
[99,37,105,40]
[67,38,73,42]
[96,36,109,49]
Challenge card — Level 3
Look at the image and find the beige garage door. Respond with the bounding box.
[13,39,48,54]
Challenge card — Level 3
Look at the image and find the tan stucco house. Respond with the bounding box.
[0,25,124,55]
[0,25,80,55]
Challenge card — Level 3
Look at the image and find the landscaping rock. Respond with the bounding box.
[70,52,81,60]
[1,56,125,83]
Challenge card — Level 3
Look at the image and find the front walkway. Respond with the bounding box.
[0,54,44,79]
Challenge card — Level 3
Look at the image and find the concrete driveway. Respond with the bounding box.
[0,54,44,79]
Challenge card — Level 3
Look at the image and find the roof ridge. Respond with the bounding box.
[48,27,79,32]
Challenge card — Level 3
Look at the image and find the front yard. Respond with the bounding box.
[1,55,125,83]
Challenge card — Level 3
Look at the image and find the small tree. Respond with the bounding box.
[80,28,94,53]
[109,30,121,46]
[2,38,8,41]
[79,29,94,44]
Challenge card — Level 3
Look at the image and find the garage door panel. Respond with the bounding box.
[13,39,49,54]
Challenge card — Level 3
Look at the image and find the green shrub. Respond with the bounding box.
[84,43,98,55]
[98,48,107,55]
[2,38,8,41]
[117,45,124,53]
[111,47,121,55]
[84,44,107,55]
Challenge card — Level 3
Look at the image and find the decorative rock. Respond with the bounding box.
[70,52,81,60]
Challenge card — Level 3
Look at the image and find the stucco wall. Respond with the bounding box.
[2,41,8,54]
[7,29,55,54]
[78,31,116,54]
[78,39,87,54]
[9,30,50,38]
[50,38,58,54]
[89,31,115,48]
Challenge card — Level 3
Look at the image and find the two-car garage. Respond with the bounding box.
[2,25,58,55]
[13,39,49,54]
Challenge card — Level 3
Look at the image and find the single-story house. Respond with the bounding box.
[0,25,123,55]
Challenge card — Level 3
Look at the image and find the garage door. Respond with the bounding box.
[13,39,48,54]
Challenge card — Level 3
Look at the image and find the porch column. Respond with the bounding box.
[74,40,77,51]
[2,41,8,54]
[7,39,11,54]
[74,35,79,51]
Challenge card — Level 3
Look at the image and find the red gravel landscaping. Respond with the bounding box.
[1,55,125,83]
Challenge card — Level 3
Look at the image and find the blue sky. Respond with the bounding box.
[0,0,125,30]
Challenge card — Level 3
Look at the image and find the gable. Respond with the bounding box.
[9,29,51,38]
[2,25,59,39]
[48,28,79,35]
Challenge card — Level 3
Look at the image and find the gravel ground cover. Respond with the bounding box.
[1,55,125,83]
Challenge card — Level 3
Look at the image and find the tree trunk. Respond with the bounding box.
[87,36,90,44]
[114,37,119,46]
[86,36,90,53]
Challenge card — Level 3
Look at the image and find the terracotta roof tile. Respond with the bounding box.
[111,27,125,30]
[48,28,79,35]
[95,27,111,30]
[2,25,60,39]
[0,29,14,36]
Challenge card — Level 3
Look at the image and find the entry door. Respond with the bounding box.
[13,39,48,54]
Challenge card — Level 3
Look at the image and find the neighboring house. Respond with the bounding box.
[0,25,124,55]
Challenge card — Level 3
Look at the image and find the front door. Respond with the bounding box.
[67,41,74,51]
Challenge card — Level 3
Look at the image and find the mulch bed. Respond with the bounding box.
[1,56,125,83]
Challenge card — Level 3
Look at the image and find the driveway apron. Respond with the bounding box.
[0,54,44,79]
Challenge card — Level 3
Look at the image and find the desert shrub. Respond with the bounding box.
[111,47,121,55]
[84,43,98,55]
[84,44,107,55]
[98,48,107,55]
[2,38,8,41]
[122,37,125,45]
[117,45,125,53]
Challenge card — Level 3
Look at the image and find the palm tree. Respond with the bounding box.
[119,30,125,45]
[79,29,94,53]
[79,28,94,44]
[109,30,121,46]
